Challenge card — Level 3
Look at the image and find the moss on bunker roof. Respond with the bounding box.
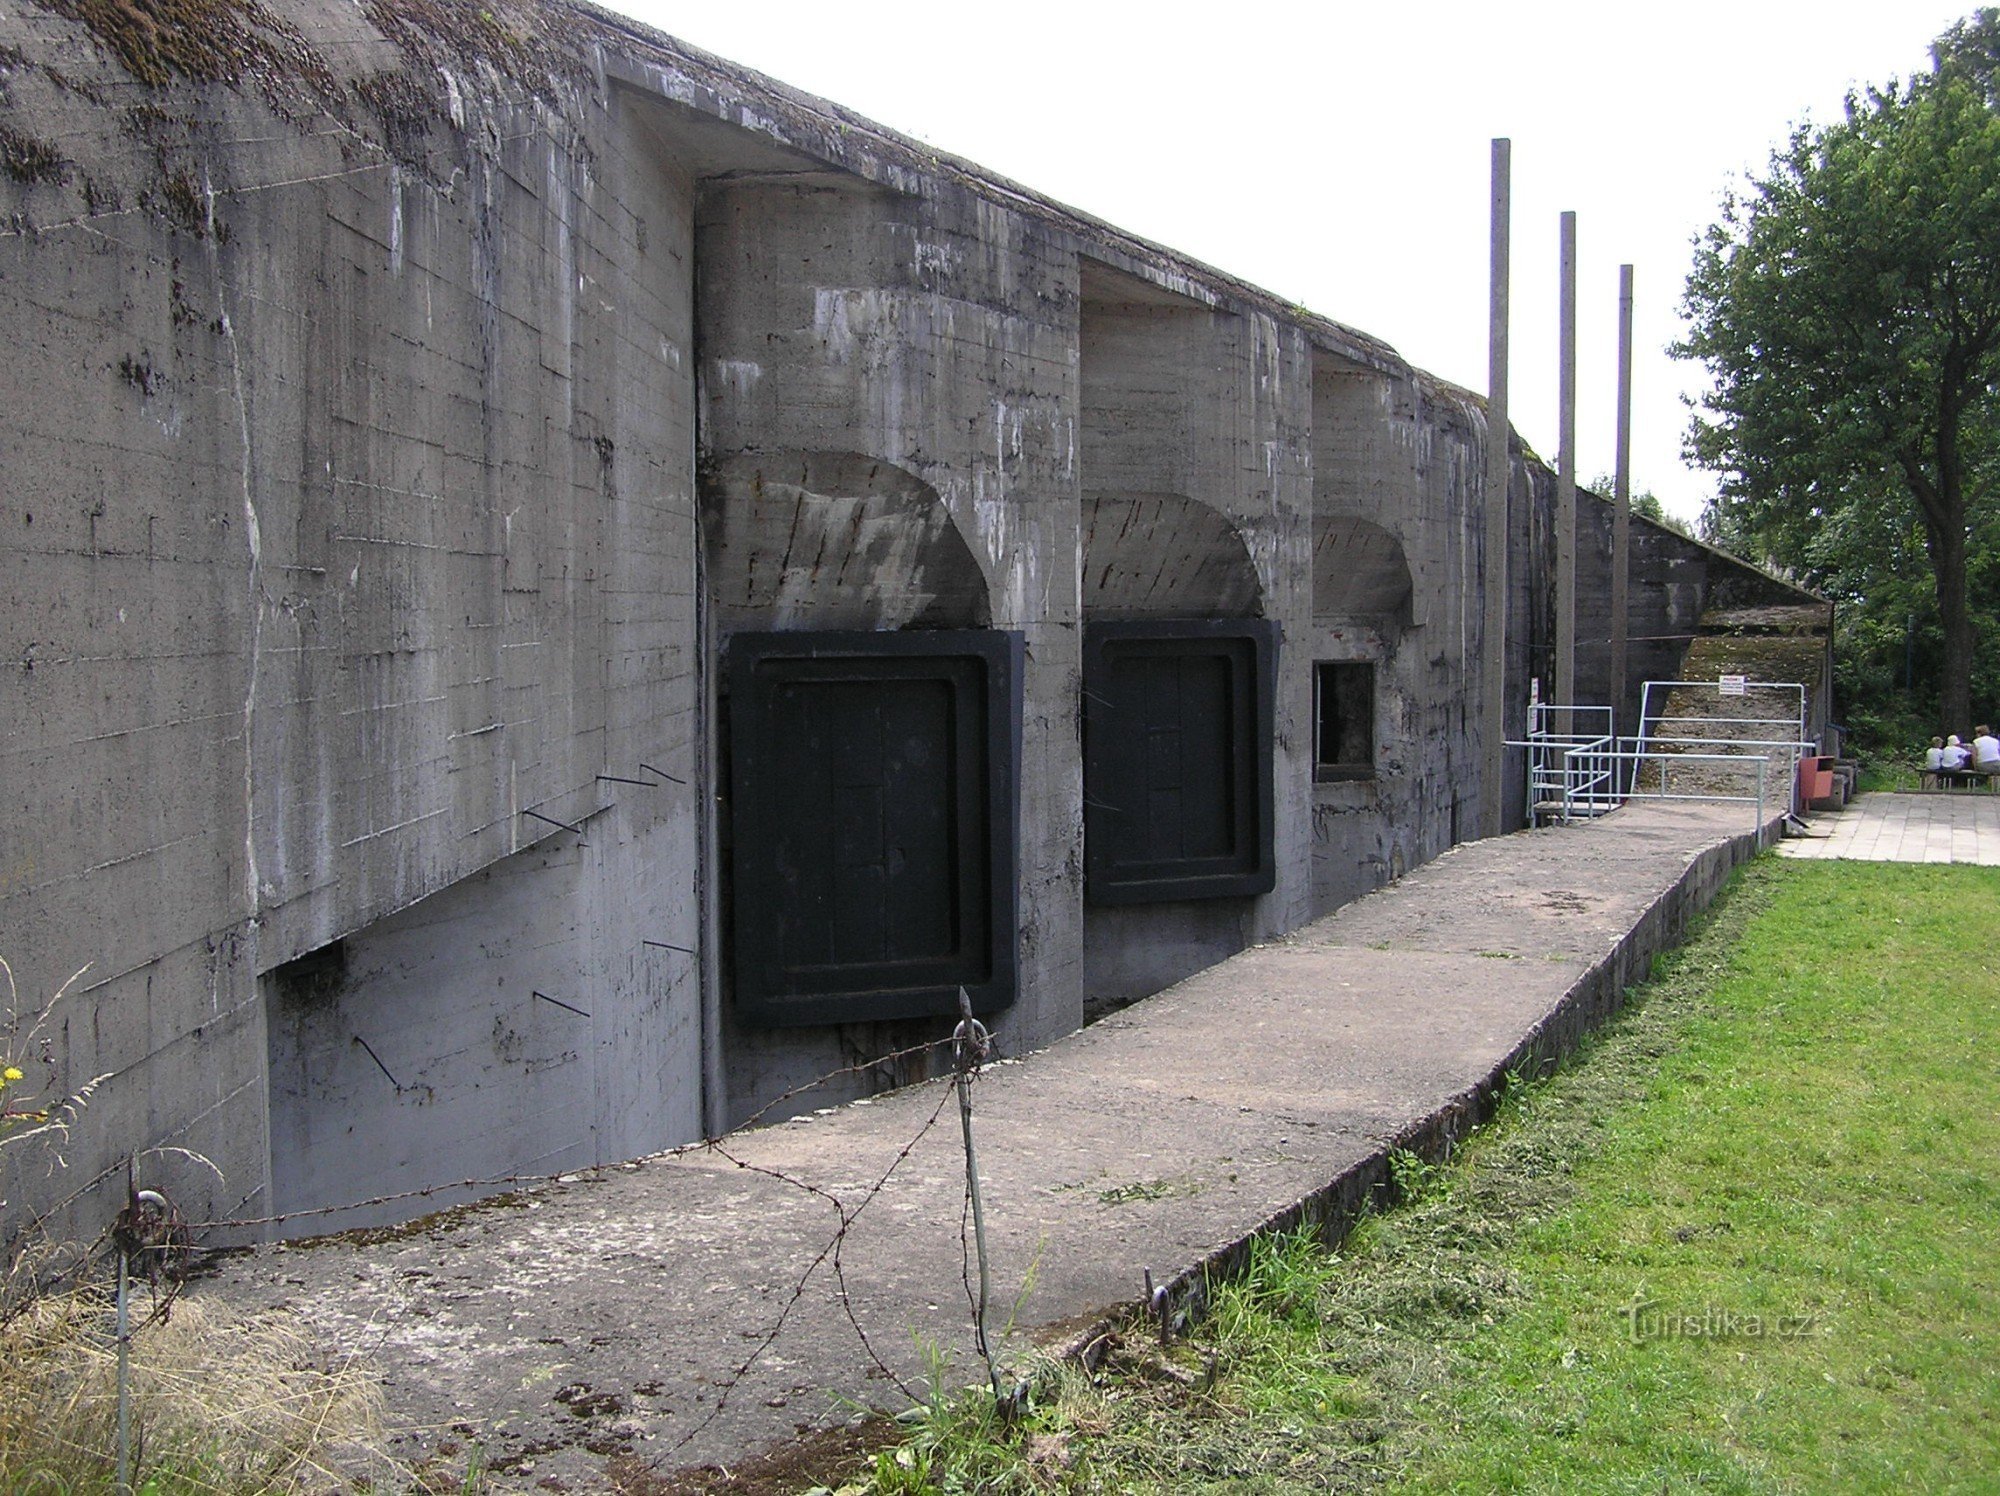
[29,0,338,95]
[362,0,586,92]
[25,0,581,107]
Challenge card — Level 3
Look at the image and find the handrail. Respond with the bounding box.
[1515,678,1803,830]
[1508,731,1775,832]
[1636,680,1808,770]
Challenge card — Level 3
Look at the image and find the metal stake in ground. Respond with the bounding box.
[116,1232,130,1496]
[953,988,1003,1403]
[111,1165,188,1494]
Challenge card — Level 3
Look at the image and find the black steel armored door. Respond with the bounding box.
[728,631,1021,1026]
[1083,620,1277,904]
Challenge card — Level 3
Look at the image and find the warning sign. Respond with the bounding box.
[1718,674,1747,696]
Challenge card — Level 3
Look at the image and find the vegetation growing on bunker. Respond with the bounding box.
[362,0,587,96]
[11,0,597,230]
[0,124,65,184]
[78,173,120,212]
[124,148,223,239]
[117,351,160,396]
[169,268,204,328]
[27,0,337,104]
[33,62,112,107]
[355,66,442,166]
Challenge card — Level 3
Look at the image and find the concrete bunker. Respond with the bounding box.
[1076,262,1283,1014]
[702,452,991,631]
[1308,514,1414,791]
[700,449,1018,1120]
[1305,353,1454,913]
[264,821,701,1232]
[0,0,1832,1240]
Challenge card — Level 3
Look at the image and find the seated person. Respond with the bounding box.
[1974,725,2000,773]
[1941,734,1972,773]
[1925,736,1946,778]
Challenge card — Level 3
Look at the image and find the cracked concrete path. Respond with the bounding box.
[199,801,1768,1491]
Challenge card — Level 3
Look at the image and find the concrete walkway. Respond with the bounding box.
[1779,791,2000,865]
[204,802,1770,1491]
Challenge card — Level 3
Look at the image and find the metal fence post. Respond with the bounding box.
[952,989,1003,1403]
[116,1241,131,1495]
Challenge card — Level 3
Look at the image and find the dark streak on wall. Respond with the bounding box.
[0,0,1826,1238]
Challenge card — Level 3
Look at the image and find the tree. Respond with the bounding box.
[1585,474,1691,536]
[1678,10,2000,732]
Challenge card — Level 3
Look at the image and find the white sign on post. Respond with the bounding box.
[1718,674,1747,697]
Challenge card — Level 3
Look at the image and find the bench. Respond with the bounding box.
[1926,766,1999,791]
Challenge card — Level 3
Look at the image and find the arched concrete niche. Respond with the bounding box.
[702,451,990,631]
[1081,491,1264,620]
[1312,514,1416,624]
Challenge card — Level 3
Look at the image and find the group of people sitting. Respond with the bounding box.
[1923,727,2000,786]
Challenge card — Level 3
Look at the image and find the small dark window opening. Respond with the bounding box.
[1314,662,1375,782]
[269,939,347,1005]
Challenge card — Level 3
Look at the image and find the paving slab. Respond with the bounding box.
[1779,791,2000,865]
[199,801,1769,1490]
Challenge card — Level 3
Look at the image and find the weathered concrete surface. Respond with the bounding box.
[0,0,1829,1247]
[200,800,1771,1491]
[1781,790,2000,865]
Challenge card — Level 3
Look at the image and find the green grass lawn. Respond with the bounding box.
[851,858,2000,1494]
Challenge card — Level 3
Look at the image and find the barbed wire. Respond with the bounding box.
[10,1019,1011,1478]
[163,1034,961,1236]
[681,1083,958,1448]
[728,1035,958,1135]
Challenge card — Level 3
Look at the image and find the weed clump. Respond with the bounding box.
[0,1287,398,1492]
[0,124,66,184]
[28,0,339,102]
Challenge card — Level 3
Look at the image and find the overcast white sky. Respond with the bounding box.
[608,1,1974,526]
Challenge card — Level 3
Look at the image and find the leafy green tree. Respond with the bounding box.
[1585,474,1687,535]
[1678,10,2000,733]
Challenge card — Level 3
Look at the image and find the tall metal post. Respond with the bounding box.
[1555,212,1577,727]
[1482,139,1511,838]
[1611,264,1634,735]
[116,1246,132,1495]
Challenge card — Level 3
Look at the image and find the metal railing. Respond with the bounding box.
[1625,745,1768,827]
[1509,735,1773,830]
[1635,681,1807,764]
[1513,681,1807,830]
[1519,704,1618,822]
[1629,733,1814,817]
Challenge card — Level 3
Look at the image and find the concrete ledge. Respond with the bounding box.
[1076,807,1773,1357]
[200,802,1773,1491]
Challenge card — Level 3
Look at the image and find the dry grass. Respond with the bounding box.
[1,956,419,1491]
[0,1284,404,1494]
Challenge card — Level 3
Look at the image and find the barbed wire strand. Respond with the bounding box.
[10,1025,1004,1477]
[166,1035,960,1236]
[679,1083,956,1450]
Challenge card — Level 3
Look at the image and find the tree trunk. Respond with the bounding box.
[1926,405,1973,732]
[1934,520,1973,732]
[1911,393,1975,733]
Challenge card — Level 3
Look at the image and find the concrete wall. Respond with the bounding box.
[689,157,1082,1121]
[1570,486,1823,738]
[1075,265,1312,1009]
[0,0,1825,1240]
[0,4,703,1233]
[1305,361,1488,916]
